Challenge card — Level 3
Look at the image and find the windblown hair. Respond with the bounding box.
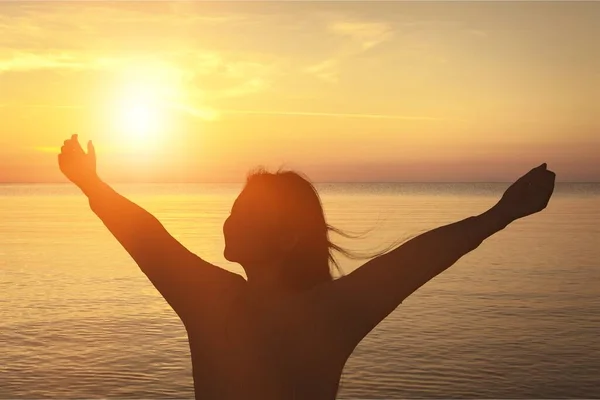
[244,167,399,291]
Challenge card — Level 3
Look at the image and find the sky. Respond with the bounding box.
[0,1,598,183]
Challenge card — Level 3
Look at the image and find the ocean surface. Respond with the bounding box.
[1,182,599,399]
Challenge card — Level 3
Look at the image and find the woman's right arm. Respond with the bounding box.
[82,177,245,308]
[59,135,245,322]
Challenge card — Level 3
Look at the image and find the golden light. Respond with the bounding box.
[115,85,164,151]
[110,61,185,154]
[121,99,160,139]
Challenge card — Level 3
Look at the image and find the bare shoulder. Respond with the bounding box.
[181,252,247,291]
[174,257,247,329]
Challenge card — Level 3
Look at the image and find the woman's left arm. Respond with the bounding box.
[298,164,555,353]
[311,206,511,348]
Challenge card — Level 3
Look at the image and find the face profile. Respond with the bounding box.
[223,173,318,273]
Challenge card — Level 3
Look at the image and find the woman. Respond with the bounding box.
[58,134,555,400]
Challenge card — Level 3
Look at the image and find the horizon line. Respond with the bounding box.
[0,180,598,185]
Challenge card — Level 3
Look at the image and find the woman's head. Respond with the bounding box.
[223,167,344,290]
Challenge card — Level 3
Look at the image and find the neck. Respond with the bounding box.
[243,260,297,300]
[244,261,283,291]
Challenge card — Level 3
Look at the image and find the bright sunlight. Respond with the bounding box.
[115,85,164,150]
[109,62,185,154]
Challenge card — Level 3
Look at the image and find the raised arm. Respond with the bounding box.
[302,163,556,352]
[58,134,245,322]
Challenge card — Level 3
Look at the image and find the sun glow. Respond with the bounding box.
[110,62,184,153]
[115,86,164,151]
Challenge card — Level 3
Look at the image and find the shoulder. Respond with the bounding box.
[177,264,247,328]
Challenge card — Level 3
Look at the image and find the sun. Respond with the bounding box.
[108,61,187,155]
[115,85,165,151]
[121,100,160,141]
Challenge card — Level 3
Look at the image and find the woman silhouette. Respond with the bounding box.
[58,134,555,400]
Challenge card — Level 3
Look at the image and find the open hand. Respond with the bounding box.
[58,134,97,189]
[495,163,556,222]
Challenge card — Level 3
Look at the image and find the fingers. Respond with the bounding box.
[534,169,556,206]
[87,140,96,160]
[72,134,85,154]
[519,162,549,183]
[537,166,555,182]
[540,171,556,207]
[532,168,555,186]
[60,133,85,155]
[518,166,540,184]
[543,169,556,190]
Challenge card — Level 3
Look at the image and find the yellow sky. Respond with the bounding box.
[1,1,598,182]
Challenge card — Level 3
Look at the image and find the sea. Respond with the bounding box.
[1,182,599,399]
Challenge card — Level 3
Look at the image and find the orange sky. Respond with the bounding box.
[1,2,598,182]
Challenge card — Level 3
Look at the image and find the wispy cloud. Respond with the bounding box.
[0,4,277,99]
[305,59,339,83]
[0,50,127,73]
[217,78,268,98]
[0,52,85,72]
[208,109,451,121]
[182,52,283,99]
[305,18,393,83]
[168,103,221,121]
[329,21,393,51]
[6,101,222,122]
[13,102,452,122]
[0,48,279,102]
[466,29,488,38]
[4,104,84,109]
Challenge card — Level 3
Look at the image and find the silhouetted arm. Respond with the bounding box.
[80,177,245,322]
[304,204,512,352]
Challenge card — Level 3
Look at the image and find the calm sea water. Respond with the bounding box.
[1,183,599,399]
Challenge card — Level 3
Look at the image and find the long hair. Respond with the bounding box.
[244,167,405,291]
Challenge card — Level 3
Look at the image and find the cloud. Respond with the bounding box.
[329,21,393,51]
[6,101,448,122]
[6,101,221,122]
[180,51,283,99]
[0,4,285,101]
[9,104,83,108]
[0,47,280,104]
[184,14,252,26]
[0,52,84,72]
[205,108,452,121]
[217,78,268,98]
[222,60,272,80]
[305,18,393,83]
[466,29,488,37]
[305,59,339,83]
[0,51,125,72]
[169,103,221,121]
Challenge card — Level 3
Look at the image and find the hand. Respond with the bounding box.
[58,134,98,189]
[494,163,556,223]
